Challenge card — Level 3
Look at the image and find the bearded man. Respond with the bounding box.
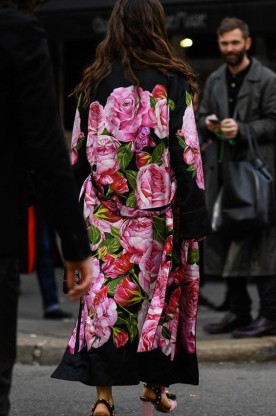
[198,17,276,338]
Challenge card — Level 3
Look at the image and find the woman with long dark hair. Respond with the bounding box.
[52,1,211,415]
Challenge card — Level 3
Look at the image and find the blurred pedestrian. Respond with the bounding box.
[34,200,73,319]
[51,1,211,415]
[198,17,276,338]
[0,1,92,415]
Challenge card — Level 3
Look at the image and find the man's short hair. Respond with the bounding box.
[217,17,250,39]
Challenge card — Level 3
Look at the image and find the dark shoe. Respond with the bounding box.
[91,398,115,416]
[232,316,276,338]
[44,309,73,319]
[203,312,252,334]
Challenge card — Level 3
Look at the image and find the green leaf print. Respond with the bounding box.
[97,237,121,257]
[118,142,133,170]
[153,216,166,246]
[75,136,85,151]
[88,225,101,245]
[101,127,112,136]
[150,96,157,108]
[127,314,138,342]
[168,99,175,111]
[151,142,166,164]
[188,248,200,265]
[107,276,123,296]
[176,134,186,149]
[126,192,137,208]
[111,226,120,237]
[125,170,138,190]
[187,164,196,176]
[161,326,172,340]
[186,91,192,106]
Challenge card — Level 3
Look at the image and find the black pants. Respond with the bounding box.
[227,275,276,320]
[0,256,19,416]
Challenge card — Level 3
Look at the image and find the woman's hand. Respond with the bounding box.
[64,257,92,300]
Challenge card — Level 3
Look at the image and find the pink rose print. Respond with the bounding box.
[87,101,105,145]
[71,108,84,165]
[113,328,129,348]
[140,240,163,277]
[152,84,167,100]
[149,99,169,139]
[102,252,133,278]
[131,127,155,152]
[135,163,172,209]
[119,217,152,263]
[138,318,158,352]
[104,86,151,142]
[180,279,199,354]
[86,286,118,349]
[92,135,120,185]
[179,104,205,189]
[114,275,143,307]
[110,172,129,194]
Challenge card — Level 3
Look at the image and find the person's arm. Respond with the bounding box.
[12,15,91,295]
[169,75,212,240]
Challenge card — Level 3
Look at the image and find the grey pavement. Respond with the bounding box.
[17,270,276,365]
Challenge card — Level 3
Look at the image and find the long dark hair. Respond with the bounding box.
[74,0,198,106]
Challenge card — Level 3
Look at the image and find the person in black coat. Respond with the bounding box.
[0,1,92,415]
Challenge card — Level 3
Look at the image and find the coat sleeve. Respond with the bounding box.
[237,70,276,143]
[169,75,212,240]
[12,15,90,261]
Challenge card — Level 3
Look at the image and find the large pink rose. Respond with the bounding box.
[104,86,151,141]
[92,135,120,185]
[87,101,105,145]
[85,287,118,349]
[135,163,172,209]
[181,104,200,149]
[149,99,169,139]
[194,152,205,189]
[179,265,199,354]
[102,252,133,278]
[140,240,163,279]
[131,127,155,152]
[119,218,152,263]
[114,275,143,307]
[138,319,158,352]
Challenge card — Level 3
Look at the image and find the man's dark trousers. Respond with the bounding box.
[0,256,19,416]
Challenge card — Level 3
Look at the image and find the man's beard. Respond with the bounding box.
[222,49,246,67]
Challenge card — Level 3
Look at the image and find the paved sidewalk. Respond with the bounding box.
[17,271,276,365]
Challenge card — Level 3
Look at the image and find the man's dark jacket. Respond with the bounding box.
[0,5,90,260]
[198,58,276,277]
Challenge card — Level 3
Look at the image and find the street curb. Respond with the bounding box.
[16,334,276,365]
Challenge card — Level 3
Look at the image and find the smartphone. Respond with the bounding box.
[209,118,221,125]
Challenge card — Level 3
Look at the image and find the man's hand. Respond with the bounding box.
[220,118,239,139]
[65,257,92,301]
[205,114,221,133]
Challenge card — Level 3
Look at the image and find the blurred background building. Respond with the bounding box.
[36,0,276,131]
